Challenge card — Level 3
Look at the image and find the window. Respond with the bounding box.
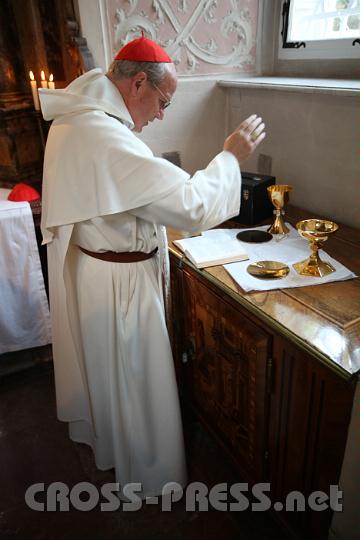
[279,0,359,59]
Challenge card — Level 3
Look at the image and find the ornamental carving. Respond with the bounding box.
[106,0,258,75]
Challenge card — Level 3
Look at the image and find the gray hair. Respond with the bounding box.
[107,60,171,86]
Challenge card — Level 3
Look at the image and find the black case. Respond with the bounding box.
[233,172,276,226]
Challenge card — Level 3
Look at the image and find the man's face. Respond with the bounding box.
[129,64,177,132]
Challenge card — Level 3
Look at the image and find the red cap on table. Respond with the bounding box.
[7,183,40,202]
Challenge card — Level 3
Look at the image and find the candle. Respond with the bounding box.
[40,71,48,88]
[48,74,55,90]
[29,71,40,111]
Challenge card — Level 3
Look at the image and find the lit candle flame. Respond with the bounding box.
[49,74,53,82]
[41,71,46,81]
[29,71,35,81]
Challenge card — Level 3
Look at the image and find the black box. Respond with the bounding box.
[233,172,276,226]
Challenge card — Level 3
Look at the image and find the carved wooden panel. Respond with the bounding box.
[181,266,270,483]
[10,0,94,89]
[0,108,43,188]
[268,337,355,540]
[0,0,94,190]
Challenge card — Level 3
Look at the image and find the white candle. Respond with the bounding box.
[40,70,48,88]
[29,71,40,111]
[48,74,55,89]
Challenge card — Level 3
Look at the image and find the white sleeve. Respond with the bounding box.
[130,151,241,233]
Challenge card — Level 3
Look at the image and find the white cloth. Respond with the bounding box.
[202,225,355,292]
[39,69,241,497]
[0,190,51,354]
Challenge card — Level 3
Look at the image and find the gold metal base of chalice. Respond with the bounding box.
[267,185,292,235]
[293,219,338,277]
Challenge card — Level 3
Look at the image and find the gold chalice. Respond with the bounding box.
[293,219,338,277]
[267,185,292,235]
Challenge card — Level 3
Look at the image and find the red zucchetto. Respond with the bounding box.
[8,183,40,202]
[114,35,172,63]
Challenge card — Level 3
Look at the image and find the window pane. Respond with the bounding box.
[288,0,360,41]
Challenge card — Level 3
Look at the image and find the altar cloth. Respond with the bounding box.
[0,189,51,354]
[202,225,356,293]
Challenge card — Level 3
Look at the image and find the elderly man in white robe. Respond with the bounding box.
[39,35,266,499]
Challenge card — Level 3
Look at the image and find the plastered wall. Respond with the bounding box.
[105,0,259,76]
[226,87,358,228]
[139,78,227,173]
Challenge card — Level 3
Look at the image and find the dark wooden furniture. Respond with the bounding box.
[169,205,358,540]
[0,0,94,192]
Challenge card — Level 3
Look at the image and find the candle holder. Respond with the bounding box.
[293,219,338,277]
[267,185,292,235]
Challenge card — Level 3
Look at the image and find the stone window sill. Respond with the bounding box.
[217,77,359,97]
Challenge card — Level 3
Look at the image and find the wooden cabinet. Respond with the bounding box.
[170,253,355,540]
[181,268,270,483]
[268,337,354,539]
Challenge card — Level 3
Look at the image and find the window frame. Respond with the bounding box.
[278,0,360,60]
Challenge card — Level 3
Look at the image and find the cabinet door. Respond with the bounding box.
[269,337,354,540]
[169,255,185,387]
[182,268,271,483]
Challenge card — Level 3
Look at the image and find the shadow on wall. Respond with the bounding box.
[139,79,227,175]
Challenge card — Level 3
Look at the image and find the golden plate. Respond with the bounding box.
[247,260,290,279]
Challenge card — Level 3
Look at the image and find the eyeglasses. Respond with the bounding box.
[152,83,172,110]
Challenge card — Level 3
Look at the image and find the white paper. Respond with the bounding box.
[202,225,356,292]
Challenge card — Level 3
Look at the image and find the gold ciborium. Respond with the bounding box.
[293,219,338,277]
[267,185,292,235]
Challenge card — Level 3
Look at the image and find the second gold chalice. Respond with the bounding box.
[293,219,338,277]
[267,185,292,235]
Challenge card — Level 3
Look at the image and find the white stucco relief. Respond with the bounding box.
[109,0,257,74]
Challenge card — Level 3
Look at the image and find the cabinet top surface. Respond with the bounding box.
[168,206,359,378]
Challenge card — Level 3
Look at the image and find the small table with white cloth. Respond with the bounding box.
[0,188,51,355]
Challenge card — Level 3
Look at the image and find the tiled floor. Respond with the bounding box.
[0,364,291,540]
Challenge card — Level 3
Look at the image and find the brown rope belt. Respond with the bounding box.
[78,246,158,263]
